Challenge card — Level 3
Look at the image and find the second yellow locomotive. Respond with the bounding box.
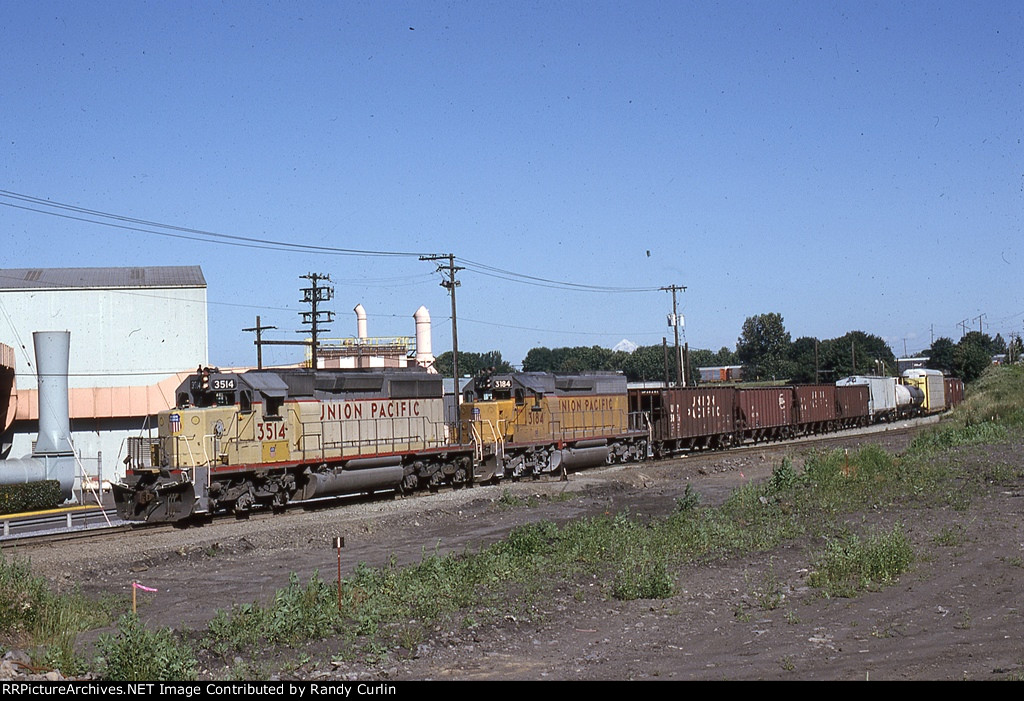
[460,371,648,479]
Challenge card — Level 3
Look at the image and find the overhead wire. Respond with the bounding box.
[1,189,664,294]
[0,190,427,258]
[457,256,662,293]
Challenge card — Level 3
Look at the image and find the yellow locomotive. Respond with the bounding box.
[460,371,648,479]
[114,366,472,521]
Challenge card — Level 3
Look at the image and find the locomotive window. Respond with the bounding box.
[265,396,284,418]
[239,390,252,413]
[214,392,234,407]
[177,392,191,408]
[515,389,525,406]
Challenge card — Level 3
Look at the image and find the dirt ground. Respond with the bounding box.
[11,421,1024,681]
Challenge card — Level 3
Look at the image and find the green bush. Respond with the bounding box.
[97,614,197,681]
[808,524,914,598]
[0,481,62,515]
[0,554,110,670]
[611,556,674,601]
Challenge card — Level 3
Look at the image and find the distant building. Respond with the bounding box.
[0,266,207,487]
[698,365,744,383]
[313,304,435,371]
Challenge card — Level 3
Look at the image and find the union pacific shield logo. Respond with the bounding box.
[169,413,181,433]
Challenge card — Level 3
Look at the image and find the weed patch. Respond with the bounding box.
[808,524,914,598]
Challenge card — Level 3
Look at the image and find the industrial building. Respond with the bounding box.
[0,266,207,488]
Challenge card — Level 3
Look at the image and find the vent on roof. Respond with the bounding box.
[130,268,145,280]
[25,270,42,282]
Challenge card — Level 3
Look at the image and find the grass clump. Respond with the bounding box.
[207,572,340,653]
[97,614,197,681]
[954,364,1024,428]
[907,421,1008,457]
[808,524,914,598]
[0,554,114,672]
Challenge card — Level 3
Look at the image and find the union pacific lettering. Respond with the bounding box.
[687,394,722,419]
[558,397,617,413]
[320,400,422,421]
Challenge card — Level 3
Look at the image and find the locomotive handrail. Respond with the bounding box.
[469,420,503,462]
[468,422,483,462]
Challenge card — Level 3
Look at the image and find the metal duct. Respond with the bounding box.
[33,331,72,456]
[354,303,368,339]
[0,331,75,499]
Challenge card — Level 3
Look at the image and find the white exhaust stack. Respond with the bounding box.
[414,306,435,370]
[354,304,368,339]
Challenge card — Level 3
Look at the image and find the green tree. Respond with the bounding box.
[788,336,821,384]
[1007,335,1023,364]
[434,350,513,377]
[521,345,623,374]
[736,313,794,381]
[522,346,555,372]
[954,333,994,382]
[622,344,676,383]
[991,333,1008,356]
[818,331,896,379]
[926,337,956,374]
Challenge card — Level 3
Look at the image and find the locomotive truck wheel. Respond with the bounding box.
[451,466,468,487]
[234,491,254,514]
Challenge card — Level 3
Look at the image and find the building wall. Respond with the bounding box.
[0,281,207,486]
[0,285,207,390]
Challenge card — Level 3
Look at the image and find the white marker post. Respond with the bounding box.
[333,536,345,612]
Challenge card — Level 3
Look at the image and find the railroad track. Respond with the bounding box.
[1,415,940,547]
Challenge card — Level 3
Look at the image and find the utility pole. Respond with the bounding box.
[974,313,986,334]
[299,273,334,369]
[660,285,686,387]
[662,337,670,387]
[421,254,465,447]
[243,315,277,369]
[959,319,970,338]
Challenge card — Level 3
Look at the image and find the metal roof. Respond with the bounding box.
[0,266,206,290]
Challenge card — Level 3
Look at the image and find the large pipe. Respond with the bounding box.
[33,331,72,456]
[414,305,434,368]
[0,331,75,499]
[354,303,368,339]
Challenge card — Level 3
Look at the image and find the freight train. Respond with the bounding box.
[113,365,963,523]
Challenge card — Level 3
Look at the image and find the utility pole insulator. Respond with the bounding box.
[660,284,687,387]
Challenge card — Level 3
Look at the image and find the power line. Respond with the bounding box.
[457,256,661,293]
[0,189,427,258]
[2,189,666,295]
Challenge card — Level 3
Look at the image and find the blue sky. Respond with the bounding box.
[2,1,1021,368]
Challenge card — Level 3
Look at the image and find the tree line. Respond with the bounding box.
[436,312,1018,385]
